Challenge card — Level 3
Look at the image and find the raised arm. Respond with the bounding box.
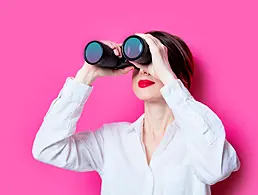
[32,75,107,173]
[32,43,134,173]
[160,78,241,185]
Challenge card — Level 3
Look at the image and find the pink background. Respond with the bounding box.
[0,0,257,194]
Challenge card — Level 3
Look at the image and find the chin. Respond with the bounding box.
[132,82,163,101]
[134,90,162,102]
[136,94,153,101]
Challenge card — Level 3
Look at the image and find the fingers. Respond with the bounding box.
[147,34,168,54]
[145,34,162,46]
[113,44,122,57]
[134,33,156,49]
[134,33,167,54]
[100,40,122,58]
[100,40,115,49]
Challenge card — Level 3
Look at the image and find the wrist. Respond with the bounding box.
[160,70,178,85]
[74,65,98,86]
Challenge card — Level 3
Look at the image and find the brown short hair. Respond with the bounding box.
[145,30,194,90]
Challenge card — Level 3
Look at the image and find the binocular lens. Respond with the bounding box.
[123,37,143,59]
[85,41,103,64]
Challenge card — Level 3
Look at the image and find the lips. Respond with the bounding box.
[138,79,155,88]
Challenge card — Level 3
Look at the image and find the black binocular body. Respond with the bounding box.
[84,35,152,70]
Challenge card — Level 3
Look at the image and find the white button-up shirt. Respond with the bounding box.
[32,77,240,195]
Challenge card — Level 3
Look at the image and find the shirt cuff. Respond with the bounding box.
[60,77,94,104]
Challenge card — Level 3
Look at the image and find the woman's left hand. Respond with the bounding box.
[129,33,178,85]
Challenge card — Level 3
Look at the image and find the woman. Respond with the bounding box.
[32,31,240,195]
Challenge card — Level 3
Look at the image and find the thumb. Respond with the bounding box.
[129,61,148,72]
[121,66,135,73]
[112,66,134,76]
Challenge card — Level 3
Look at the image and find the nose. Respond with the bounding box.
[139,68,150,76]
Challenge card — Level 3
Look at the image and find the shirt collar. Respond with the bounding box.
[127,113,179,136]
[128,113,145,134]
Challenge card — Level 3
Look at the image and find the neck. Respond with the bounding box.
[143,99,175,134]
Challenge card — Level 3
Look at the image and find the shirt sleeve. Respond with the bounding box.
[160,79,241,185]
[32,77,106,174]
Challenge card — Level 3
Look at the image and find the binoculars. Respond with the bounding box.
[84,35,152,70]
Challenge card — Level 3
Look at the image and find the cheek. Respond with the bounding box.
[132,69,139,77]
[132,80,138,94]
[132,72,139,88]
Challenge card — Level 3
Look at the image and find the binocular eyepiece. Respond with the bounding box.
[84,35,152,70]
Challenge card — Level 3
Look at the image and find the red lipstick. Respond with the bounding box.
[138,79,155,88]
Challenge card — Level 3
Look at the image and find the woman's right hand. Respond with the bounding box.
[74,41,135,85]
